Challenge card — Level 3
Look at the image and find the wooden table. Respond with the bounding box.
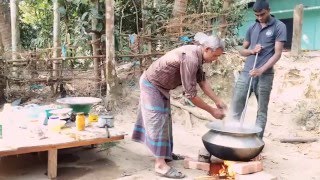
[0,124,125,179]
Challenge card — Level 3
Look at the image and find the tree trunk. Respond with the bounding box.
[105,0,121,110]
[219,0,232,38]
[0,3,10,104]
[0,33,4,54]
[172,0,188,17]
[53,0,60,78]
[91,0,101,96]
[169,0,188,35]
[10,0,19,58]
[10,0,20,78]
[0,3,12,52]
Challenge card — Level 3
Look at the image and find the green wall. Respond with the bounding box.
[238,0,320,50]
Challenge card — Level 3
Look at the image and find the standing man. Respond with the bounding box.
[231,0,287,139]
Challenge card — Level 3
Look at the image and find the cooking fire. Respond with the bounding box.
[209,161,236,179]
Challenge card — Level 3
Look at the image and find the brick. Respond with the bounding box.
[232,161,263,175]
[183,158,210,171]
[235,171,277,180]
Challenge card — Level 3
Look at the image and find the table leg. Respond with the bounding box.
[48,149,58,179]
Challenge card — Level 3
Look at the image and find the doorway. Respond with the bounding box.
[280,18,293,50]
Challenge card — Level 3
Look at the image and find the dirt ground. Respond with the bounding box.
[1,52,320,180]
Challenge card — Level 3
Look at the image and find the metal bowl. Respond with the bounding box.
[56,97,102,114]
[56,97,102,105]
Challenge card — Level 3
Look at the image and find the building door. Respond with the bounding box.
[280,18,293,50]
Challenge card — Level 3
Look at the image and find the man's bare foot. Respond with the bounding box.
[155,163,171,174]
[155,158,185,179]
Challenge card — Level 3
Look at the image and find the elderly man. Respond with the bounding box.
[132,33,226,179]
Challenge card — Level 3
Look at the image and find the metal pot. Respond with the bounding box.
[202,121,264,161]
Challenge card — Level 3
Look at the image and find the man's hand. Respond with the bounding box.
[251,44,262,54]
[209,107,225,120]
[249,68,263,77]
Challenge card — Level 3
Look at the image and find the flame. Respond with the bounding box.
[224,161,236,177]
[209,161,236,178]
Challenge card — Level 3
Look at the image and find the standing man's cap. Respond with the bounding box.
[253,0,269,11]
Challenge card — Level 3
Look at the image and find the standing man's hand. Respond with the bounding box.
[251,44,263,54]
[249,68,263,77]
[209,107,225,120]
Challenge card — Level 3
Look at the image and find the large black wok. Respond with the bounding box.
[202,121,264,161]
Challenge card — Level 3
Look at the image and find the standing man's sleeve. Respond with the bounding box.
[276,22,287,42]
[245,25,253,42]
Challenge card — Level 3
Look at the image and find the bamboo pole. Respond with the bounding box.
[3,53,164,63]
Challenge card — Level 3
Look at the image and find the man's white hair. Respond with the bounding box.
[194,32,225,51]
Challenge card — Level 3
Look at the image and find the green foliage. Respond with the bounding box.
[187,0,246,46]
[20,23,37,49]
[17,0,246,61]
[187,0,222,13]
[143,1,172,32]
[19,0,53,49]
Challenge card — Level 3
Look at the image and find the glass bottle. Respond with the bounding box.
[76,112,85,131]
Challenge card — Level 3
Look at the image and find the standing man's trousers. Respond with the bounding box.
[231,71,274,138]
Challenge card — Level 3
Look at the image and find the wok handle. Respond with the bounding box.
[240,53,259,126]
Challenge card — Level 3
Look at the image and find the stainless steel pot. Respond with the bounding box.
[202,121,264,161]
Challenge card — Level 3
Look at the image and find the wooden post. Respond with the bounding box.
[291,4,304,56]
[48,149,58,179]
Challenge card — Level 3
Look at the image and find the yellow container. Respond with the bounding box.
[88,114,98,122]
[76,112,85,131]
